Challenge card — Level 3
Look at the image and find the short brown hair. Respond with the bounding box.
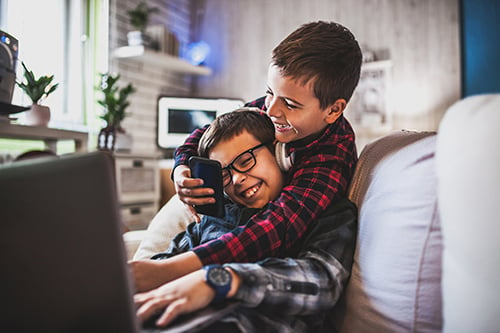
[272,21,362,109]
[198,108,275,158]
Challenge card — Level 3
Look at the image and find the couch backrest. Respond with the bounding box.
[335,131,442,332]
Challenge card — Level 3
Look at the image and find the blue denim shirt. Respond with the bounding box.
[151,202,260,260]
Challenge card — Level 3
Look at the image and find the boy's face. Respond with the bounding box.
[208,130,284,209]
[265,64,341,143]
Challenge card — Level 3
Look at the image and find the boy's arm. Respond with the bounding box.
[224,198,357,314]
[172,126,207,170]
[150,221,202,260]
[172,97,266,172]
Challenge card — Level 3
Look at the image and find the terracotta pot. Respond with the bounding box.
[25,104,50,126]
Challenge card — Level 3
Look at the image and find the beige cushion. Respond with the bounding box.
[336,131,442,332]
[436,94,500,332]
[131,194,193,260]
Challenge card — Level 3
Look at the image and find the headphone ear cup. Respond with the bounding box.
[275,142,293,172]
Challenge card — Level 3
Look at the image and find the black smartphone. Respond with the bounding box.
[188,156,225,218]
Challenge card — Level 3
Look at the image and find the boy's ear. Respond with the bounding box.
[324,99,346,124]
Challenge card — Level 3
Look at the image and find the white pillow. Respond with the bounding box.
[436,94,500,332]
[132,194,193,260]
[336,131,442,332]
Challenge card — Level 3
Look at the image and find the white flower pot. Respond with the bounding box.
[25,104,50,126]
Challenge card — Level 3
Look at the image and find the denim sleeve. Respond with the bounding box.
[150,221,202,260]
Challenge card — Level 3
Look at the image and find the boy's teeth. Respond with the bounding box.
[243,184,260,198]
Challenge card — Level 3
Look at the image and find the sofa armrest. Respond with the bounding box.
[437,94,500,332]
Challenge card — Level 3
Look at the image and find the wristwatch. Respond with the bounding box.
[203,264,232,304]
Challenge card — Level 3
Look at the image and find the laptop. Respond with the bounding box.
[0,151,238,332]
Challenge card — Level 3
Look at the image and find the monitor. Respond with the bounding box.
[157,96,244,149]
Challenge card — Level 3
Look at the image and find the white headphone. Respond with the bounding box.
[275,141,294,172]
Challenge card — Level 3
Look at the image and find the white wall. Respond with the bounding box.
[192,0,461,137]
[109,0,194,155]
[108,0,461,153]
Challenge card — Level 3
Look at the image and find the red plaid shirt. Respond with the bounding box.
[173,97,357,264]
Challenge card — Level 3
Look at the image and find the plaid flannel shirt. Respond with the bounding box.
[223,198,357,332]
[173,97,357,265]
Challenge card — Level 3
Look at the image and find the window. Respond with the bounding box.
[0,0,108,133]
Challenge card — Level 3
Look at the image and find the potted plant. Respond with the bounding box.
[96,73,135,151]
[126,1,159,47]
[16,61,58,126]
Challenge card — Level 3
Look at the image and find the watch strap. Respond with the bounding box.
[203,264,232,304]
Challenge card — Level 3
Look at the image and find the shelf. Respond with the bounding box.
[112,46,212,76]
[0,122,88,153]
[361,60,392,71]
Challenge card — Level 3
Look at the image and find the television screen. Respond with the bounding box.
[168,109,217,134]
[157,96,244,149]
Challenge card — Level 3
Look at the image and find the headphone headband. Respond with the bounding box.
[275,141,294,172]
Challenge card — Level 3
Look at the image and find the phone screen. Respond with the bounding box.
[188,156,225,218]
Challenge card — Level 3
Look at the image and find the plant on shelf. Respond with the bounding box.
[16,61,59,126]
[126,1,159,47]
[96,73,136,151]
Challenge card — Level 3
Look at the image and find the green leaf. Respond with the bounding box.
[96,73,135,127]
[16,62,58,104]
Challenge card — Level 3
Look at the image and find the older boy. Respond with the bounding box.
[131,21,362,291]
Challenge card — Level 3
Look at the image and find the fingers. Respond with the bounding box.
[135,294,169,322]
[135,292,189,328]
[155,299,189,327]
[134,270,212,328]
[174,164,217,210]
[177,185,215,208]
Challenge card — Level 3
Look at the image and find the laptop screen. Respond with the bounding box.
[0,152,139,332]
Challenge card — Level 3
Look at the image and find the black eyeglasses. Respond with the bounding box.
[221,142,269,187]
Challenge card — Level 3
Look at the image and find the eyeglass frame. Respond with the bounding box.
[221,142,271,187]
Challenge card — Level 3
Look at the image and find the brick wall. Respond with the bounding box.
[108,0,194,156]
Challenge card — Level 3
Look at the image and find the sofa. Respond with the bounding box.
[125,94,500,332]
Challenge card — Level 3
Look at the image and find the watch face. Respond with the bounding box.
[208,267,231,286]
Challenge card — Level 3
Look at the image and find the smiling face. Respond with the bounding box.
[265,65,344,144]
[208,130,284,209]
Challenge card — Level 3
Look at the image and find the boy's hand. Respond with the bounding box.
[134,267,242,328]
[134,270,214,327]
[173,165,216,222]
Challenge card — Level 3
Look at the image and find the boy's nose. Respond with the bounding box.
[232,171,247,185]
[266,99,282,118]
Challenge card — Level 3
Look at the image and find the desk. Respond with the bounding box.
[0,122,88,153]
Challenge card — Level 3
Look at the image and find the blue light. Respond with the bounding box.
[183,41,210,66]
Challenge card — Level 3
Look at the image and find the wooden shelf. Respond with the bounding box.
[0,122,88,153]
[112,46,212,76]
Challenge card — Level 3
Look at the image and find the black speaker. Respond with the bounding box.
[0,30,19,105]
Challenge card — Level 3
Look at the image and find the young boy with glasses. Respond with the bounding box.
[131,20,362,292]
[149,109,286,260]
